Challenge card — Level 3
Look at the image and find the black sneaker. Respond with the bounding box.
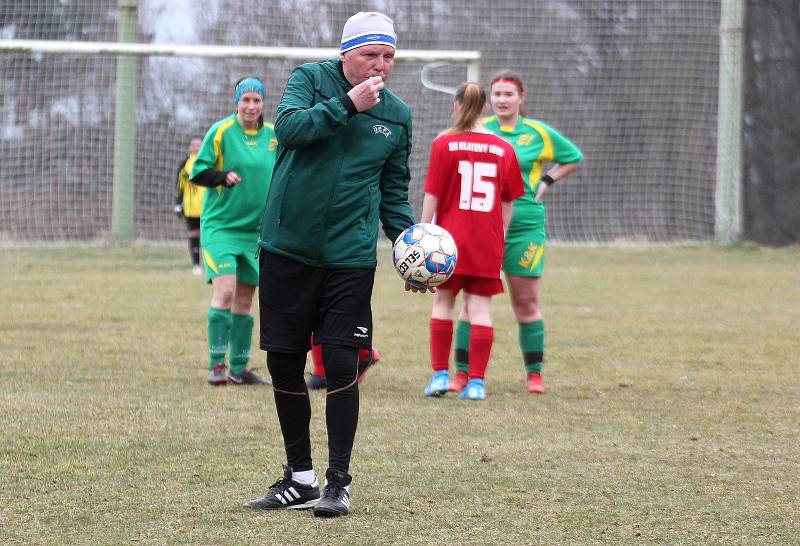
[306,374,327,390]
[243,465,320,510]
[228,368,271,385]
[313,469,352,518]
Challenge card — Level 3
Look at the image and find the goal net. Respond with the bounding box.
[0,0,722,244]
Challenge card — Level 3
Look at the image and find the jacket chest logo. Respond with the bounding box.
[372,124,392,138]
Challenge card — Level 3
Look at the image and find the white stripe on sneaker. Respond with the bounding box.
[286,498,319,510]
[287,487,300,499]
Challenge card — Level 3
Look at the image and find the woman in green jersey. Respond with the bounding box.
[451,70,583,395]
[191,76,277,386]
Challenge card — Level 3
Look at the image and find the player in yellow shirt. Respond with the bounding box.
[174,137,205,275]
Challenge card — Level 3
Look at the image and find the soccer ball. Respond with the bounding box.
[392,223,457,289]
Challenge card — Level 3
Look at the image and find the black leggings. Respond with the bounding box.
[266,344,359,474]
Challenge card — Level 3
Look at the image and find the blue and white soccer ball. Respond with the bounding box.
[392,223,457,289]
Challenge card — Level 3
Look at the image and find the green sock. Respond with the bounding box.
[519,320,544,374]
[208,307,232,369]
[229,313,254,375]
[454,320,471,375]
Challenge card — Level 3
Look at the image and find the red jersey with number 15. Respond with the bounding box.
[424,131,525,279]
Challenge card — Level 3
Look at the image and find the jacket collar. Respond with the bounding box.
[335,60,353,90]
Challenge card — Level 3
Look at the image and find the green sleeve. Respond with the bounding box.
[274,66,351,149]
[191,122,222,177]
[379,117,416,243]
[540,121,583,164]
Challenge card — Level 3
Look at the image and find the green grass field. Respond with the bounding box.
[2,244,799,545]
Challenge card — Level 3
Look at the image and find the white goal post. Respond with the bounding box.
[1,39,481,97]
[0,38,480,243]
[0,39,481,71]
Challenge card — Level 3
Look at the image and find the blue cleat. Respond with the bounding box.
[458,379,486,401]
[423,371,450,397]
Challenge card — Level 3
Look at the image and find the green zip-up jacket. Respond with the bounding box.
[258,59,416,269]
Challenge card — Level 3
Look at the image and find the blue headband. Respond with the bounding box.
[340,33,396,53]
[234,77,265,104]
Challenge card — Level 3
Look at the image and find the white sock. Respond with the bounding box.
[292,469,316,485]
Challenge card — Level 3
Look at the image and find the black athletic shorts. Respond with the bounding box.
[259,250,375,353]
[185,217,200,231]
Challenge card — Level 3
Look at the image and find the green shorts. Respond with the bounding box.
[202,242,259,285]
[503,225,546,278]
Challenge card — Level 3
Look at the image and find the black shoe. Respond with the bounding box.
[313,469,352,518]
[244,465,320,510]
[228,368,271,385]
[306,374,327,390]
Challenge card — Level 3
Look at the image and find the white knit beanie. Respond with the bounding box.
[340,12,396,53]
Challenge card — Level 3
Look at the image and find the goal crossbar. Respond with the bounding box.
[1,38,481,92]
[0,39,480,64]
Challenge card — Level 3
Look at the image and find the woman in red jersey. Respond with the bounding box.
[450,70,583,395]
[420,82,525,401]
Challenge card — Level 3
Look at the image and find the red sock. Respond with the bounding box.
[468,325,494,380]
[310,333,325,378]
[429,318,453,372]
[357,348,371,362]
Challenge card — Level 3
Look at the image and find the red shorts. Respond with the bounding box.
[438,274,504,296]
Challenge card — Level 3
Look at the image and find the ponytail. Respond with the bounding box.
[446,82,487,134]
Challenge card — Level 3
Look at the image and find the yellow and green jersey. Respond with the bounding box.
[482,115,582,229]
[192,114,278,246]
[176,153,206,218]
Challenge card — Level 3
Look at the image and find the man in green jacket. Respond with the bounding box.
[245,12,424,518]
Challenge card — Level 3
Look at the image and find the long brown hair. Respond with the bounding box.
[446,82,486,134]
[490,69,527,118]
